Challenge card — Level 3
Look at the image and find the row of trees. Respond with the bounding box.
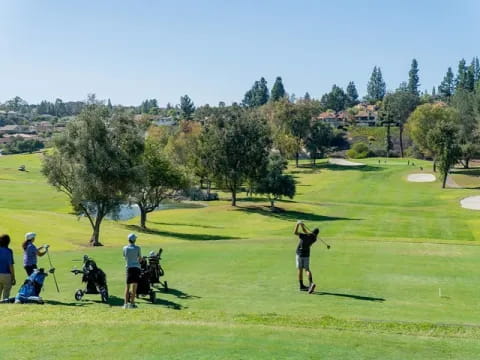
[42,102,313,245]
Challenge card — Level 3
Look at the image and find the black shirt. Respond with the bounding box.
[296,233,317,257]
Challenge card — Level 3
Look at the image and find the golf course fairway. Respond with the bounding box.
[1,153,480,359]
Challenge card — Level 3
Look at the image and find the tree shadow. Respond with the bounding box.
[155,298,184,310]
[314,291,385,302]
[235,206,361,223]
[316,163,384,172]
[451,169,480,176]
[124,225,241,241]
[150,221,223,229]
[164,287,201,300]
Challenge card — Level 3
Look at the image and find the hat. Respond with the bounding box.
[127,233,137,242]
[25,232,36,241]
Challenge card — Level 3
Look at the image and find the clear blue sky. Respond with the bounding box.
[1,0,479,106]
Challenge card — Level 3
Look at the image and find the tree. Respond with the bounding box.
[242,77,269,107]
[42,106,144,246]
[304,92,311,101]
[380,90,418,157]
[451,89,480,168]
[407,59,420,96]
[407,103,459,171]
[255,153,296,209]
[305,121,334,165]
[455,59,474,92]
[345,81,359,108]
[438,67,455,100]
[366,66,386,102]
[199,107,271,206]
[320,85,347,112]
[270,76,286,101]
[130,139,187,229]
[427,120,462,188]
[180,95,195,120]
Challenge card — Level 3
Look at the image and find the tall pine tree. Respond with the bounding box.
[346,81,359,107]
[367,66,386,102]
[242,77,269,107]
[270,76,286,101]
[438,67,455,99]
[407,59,420,96]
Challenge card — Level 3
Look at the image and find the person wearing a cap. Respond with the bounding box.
[22,232,48,276]
[123,233,141,309]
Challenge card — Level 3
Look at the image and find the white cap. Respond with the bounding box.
[127,233,137,242]
[25,232,36,241]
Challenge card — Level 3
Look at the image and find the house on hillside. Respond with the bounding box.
[0,125,23,135]
[317,111,347,128]
[352,104,378,126]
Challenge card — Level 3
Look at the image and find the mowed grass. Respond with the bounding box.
[1,153,480,359]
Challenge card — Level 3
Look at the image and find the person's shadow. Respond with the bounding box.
[313,291,385,302]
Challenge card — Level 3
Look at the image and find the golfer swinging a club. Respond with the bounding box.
[294,221,319,293]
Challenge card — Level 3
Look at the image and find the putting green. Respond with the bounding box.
[1,154,480,359]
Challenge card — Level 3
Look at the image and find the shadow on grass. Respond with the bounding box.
[124,225,241,241]
[150,221,223,229]
[165,287,201,300]
[236,206,361,223]
[106,294,184,309]
[44,300,89,307]
[314,291,385,302]
[316,163,383,172]
[451,169,480,176]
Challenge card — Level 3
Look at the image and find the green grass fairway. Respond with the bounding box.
[1,153,480,359]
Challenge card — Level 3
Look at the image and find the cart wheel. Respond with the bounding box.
[149,290,156,303]
[163,281,168,292]
[75,289,83,301]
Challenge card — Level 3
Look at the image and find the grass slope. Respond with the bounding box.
[1,153,480,359]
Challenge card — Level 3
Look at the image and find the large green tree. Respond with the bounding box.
[180,95,195,120]
[366,66,386,102]
[321,85,347,112]
[407,59,420,96]
[380,90,418,157]
[345,81,359,108]
[305,120,334,165]
[255,153,296,209]
[199,107,272,206]
[438,67,455,100]
[427,120,462,188]
[407,103,459,172]
[42,106,144,245]
[243,77,269,107]
[270,76,286,101]
[130,139,188,229]
[451,89,480,168]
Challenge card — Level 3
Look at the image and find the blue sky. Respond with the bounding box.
[1,0,479,106]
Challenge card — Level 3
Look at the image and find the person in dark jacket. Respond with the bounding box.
[294,221,318,293]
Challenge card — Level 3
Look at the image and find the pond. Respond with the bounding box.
[106,202,207,221]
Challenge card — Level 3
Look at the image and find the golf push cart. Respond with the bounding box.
[136,248,168,303]
[71,255,109,303]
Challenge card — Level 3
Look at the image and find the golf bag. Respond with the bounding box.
[136,248,168,303]
[1,268,49,304]
[71,255,109,303]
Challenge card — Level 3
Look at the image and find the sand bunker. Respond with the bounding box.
[329,158,364,167]
[407,174,436,182]
[460,196,480,210]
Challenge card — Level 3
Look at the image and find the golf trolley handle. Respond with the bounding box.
[71,269,84,275]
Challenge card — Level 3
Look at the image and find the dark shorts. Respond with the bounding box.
[126,267,141,284]
[24,264,37,276]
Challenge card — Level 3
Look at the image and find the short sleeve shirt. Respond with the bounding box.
[123,244,141,269]
[24,242,37,266]
[296,233,317,257]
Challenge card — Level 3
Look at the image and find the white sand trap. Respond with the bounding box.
[329,158,364,167]
[407,173,436,182]
[460,196,480,210]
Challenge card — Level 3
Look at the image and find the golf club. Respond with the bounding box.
[45,246,60,292]
[301,222,331,249]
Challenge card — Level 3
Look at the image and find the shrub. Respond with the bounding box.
[346,142,371,159]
